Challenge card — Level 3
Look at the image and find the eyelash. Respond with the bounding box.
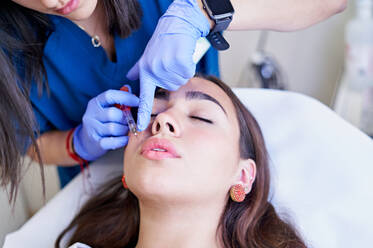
[150,114,213,124]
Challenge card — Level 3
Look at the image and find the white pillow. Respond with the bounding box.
[234,89,373,247]
[4,89,373,248]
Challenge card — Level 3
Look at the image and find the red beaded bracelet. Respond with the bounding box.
[66,128,88,173]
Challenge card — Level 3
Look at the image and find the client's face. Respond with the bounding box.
[124,78,244,204]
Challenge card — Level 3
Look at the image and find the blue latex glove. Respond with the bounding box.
[73,88,139,161]
[127,0,210,131]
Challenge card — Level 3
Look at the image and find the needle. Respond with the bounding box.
[115,85,138,136]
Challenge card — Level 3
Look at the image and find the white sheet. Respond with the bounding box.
[4,89,373,248]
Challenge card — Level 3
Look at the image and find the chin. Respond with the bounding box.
[131,177,172,202]
[67,8,95,21]
[129,169,184,202]
[66,0,97,21]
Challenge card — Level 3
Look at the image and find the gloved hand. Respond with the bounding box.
[127,0,211,131]
[73,88,139,161]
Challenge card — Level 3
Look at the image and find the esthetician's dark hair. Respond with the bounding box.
[0,0,142,204]
[55,75,306,248]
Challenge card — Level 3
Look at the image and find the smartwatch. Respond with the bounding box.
[201,0,234,50]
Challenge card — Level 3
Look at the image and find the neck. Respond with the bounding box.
[135,200,224,248]
[73,1,105,36]
[72,2,116,60]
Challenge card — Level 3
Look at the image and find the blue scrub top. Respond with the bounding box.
[30,0,219,188]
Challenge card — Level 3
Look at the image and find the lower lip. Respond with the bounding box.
[142,150,179,161]
[56,0,80,15]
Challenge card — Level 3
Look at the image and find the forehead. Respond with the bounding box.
[159,77,238,126]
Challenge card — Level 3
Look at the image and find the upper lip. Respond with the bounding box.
[141,138,181,158]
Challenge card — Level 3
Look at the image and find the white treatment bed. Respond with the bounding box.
[4,89,373,248]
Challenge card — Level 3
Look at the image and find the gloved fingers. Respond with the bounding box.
[97,122,129,137]
[124,84,133,93]
[96,107,126,124]
[137,81,156,131]
[155,65,189,91]
[100,136,129,150]
[167,59,196,82]
[136,36,194,90]
[162,0,211,37]
[72,124,106,161]
[156,78,182,92]
[165,36,197,80]
[96,89,139,108]
[126,61,140,81]
[135,57,187,92]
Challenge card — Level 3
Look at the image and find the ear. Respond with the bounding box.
[233,159,256,194]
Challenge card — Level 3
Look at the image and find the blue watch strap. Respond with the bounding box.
[207,31,230,50]
[202,0,233,51]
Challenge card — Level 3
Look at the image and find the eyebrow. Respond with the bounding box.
[154,89,227,115]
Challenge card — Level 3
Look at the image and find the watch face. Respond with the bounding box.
[206,0,234,16]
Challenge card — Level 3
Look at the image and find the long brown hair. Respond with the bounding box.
[56,75,306,248]
[0,0,142,204]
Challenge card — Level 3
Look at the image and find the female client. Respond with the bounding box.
[56,76,306,248]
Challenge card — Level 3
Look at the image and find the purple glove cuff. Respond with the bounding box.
[72,124,94,161]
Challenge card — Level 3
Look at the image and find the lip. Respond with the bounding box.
[141,138,181,161]
[56,0,79,15]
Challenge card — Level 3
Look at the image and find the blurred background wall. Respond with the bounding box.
[220,4,353,106]
[0,3,353,247]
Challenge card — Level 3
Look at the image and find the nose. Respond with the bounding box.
[151,112,180,137]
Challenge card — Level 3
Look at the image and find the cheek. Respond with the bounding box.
[185,128,237,180]
[11,0,48,13]
[123,131,147,171]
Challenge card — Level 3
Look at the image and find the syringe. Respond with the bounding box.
[115,85,138,136]
[123,107,138,136]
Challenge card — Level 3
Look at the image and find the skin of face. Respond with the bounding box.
[124,77,256,206]
[11,0,98,21]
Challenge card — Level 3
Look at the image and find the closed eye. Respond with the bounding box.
[151,114,212,124]
[190,116,213,124]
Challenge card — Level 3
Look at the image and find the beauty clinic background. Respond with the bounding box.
[0,4,352,246]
